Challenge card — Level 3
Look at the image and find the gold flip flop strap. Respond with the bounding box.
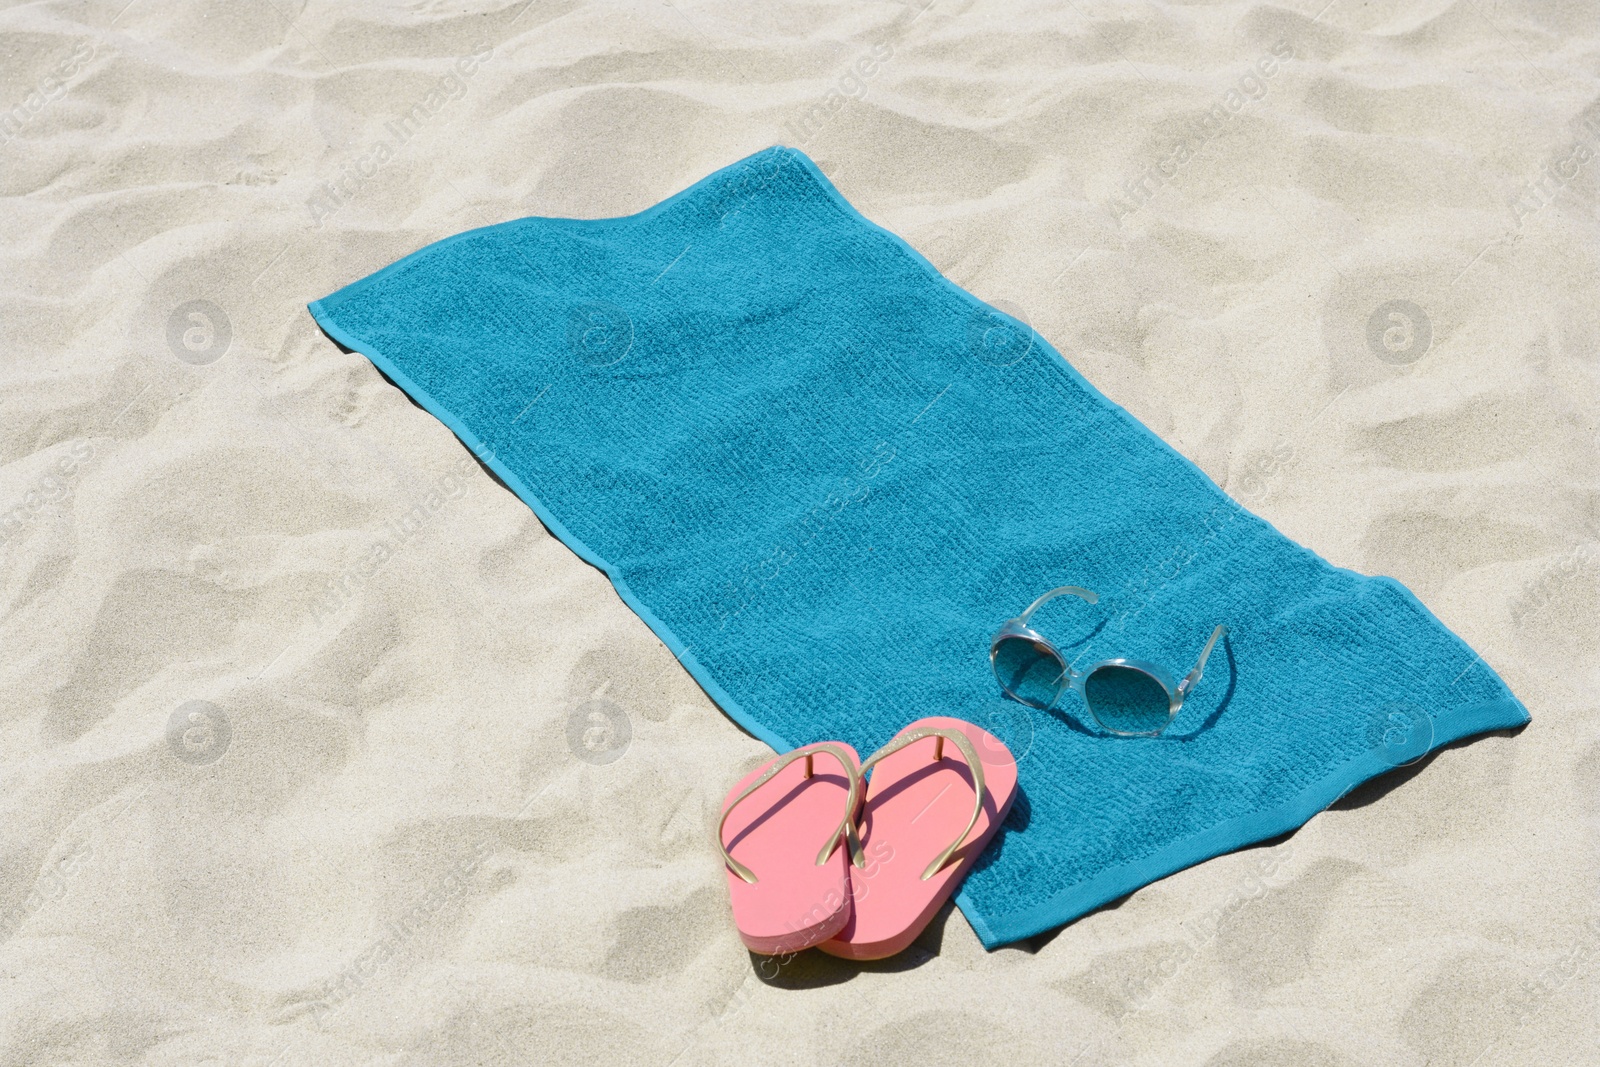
[858,727,988,881]
[717,742,865,885]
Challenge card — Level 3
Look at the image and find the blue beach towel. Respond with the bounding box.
[308,147,1527,947]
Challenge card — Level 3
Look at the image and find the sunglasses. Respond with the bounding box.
[990,586,1228,737]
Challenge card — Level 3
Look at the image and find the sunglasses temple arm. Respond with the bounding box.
[1178,625,1229,696]
[1015,585,1098,625]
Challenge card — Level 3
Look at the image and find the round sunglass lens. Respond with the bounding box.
[1085,665,1171,735]
[992,636,1065,708]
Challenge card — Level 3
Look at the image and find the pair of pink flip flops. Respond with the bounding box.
[716,716,1019,961]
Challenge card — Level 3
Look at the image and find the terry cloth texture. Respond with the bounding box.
[308,146,1528,948]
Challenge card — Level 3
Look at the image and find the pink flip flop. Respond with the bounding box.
[818,717,1018,961]
[718,742,866,956]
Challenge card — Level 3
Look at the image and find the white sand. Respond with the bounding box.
[2,1,1596,1064]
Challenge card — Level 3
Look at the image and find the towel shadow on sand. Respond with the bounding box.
[730,634,1240,986]
[320,327,544,524]
[743,650,1525,976]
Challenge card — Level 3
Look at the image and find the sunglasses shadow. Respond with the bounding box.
[1059,616,1109,653]
[1160,631,1237,742]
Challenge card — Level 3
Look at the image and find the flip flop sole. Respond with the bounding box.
[720,744,861,955]
[818,718,1017,960]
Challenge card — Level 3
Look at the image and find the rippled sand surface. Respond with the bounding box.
[2,1,1596,1064]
